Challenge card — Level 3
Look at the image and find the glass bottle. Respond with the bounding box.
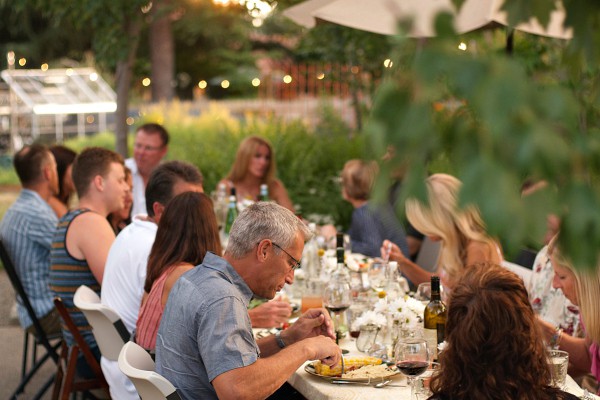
[301,223,320,279]
[323,233,351,343]
[423,275,447,360]
[213,183,228,231]
[224,193,238,235]
[258,183,269,201]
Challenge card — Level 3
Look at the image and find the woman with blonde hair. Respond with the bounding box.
[382,173,502,289]
[219,136,294,212]
[429,263,578,400]
[537,236,600,394]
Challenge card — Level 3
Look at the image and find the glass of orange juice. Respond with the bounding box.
[301,279,324,313]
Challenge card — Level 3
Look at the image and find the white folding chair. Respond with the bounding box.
[501,260,533,288]
[73,285,130,361]
[118,341,181,400]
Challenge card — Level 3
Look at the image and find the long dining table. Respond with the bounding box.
[285,335,598,400]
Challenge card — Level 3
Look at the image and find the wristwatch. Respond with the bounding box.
[275,330,286,349]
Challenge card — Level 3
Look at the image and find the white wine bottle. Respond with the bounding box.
[423,275,447,360]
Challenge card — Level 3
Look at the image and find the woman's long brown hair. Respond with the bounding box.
[144,192,222,293]
[429,263,568,400]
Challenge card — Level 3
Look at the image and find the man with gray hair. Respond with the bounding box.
[156,202,341,400]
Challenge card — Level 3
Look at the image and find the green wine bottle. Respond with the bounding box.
[423,276,447,360]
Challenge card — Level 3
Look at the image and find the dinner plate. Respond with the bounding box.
[304,361,399,382]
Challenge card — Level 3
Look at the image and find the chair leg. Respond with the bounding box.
[61,346,80,400]
[21,330,29,380]
[33,373,56,400]
[52,341,67,400]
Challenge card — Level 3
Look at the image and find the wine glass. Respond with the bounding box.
[323,276,352,346]
[394,337,430,400]
[415,282,431,303]
[368,262,388,293]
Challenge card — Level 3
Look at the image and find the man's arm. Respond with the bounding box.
[66,212,116,284]
[257,308,336,357]
[213,336,339,400]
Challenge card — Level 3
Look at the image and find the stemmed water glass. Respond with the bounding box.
[394,336,430,400]
[368,262,388,293]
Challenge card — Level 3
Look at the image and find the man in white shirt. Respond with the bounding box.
[125,123,169,217]
[101,160,203,400]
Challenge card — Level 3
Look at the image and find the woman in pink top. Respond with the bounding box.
[136,191,222,351]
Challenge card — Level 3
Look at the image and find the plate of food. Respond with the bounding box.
[305,357,399,382]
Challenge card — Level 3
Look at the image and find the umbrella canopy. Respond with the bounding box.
[283,0,572,39]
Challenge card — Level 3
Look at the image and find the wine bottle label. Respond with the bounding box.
[424,328,438,359]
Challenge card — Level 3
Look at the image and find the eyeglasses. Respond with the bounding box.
[272,242,301,271]
[134,143,164,152]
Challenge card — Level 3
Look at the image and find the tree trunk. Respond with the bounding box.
[150,0,175,102]
[115,17,142,158]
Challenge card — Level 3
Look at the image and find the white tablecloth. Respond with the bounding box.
[287,337,596,400]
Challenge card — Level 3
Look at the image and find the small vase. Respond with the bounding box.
[356,324,380,352]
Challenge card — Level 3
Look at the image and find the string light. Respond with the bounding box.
[142,77,151,87]
[252,78,261,87]
[283,75,292,84]
[458,42,467,51]
[221,80,230,89]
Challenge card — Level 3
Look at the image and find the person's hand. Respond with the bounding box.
[381,239,408,265]
[284,308,335,344]
[304,336,341,366]
[249,300,292,328]
[536,315,556,342]
[320,224,337,244]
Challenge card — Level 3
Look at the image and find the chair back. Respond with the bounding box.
[118,341,181,400]
[53,297,109,398]
[0,238,61,399]
[74,285,130,361]
[415,237,441,273]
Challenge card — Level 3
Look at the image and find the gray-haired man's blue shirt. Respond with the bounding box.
[155,252,259,400]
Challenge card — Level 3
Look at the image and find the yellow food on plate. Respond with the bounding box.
[313,356,382,377]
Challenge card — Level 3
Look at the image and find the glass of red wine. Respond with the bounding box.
[394,337,430,400]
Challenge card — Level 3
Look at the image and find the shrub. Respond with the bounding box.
[139,101,366,229]
[0,102,366,230]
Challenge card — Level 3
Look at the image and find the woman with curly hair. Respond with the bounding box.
[219,136,294,212]
[428,263,578,400]
[383,173,502,289]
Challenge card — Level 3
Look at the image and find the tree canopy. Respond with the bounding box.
[367,1,600,270]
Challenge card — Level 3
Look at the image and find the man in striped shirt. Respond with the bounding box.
[0,144,60,335]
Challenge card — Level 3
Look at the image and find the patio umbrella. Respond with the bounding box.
[283,0,572,39]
